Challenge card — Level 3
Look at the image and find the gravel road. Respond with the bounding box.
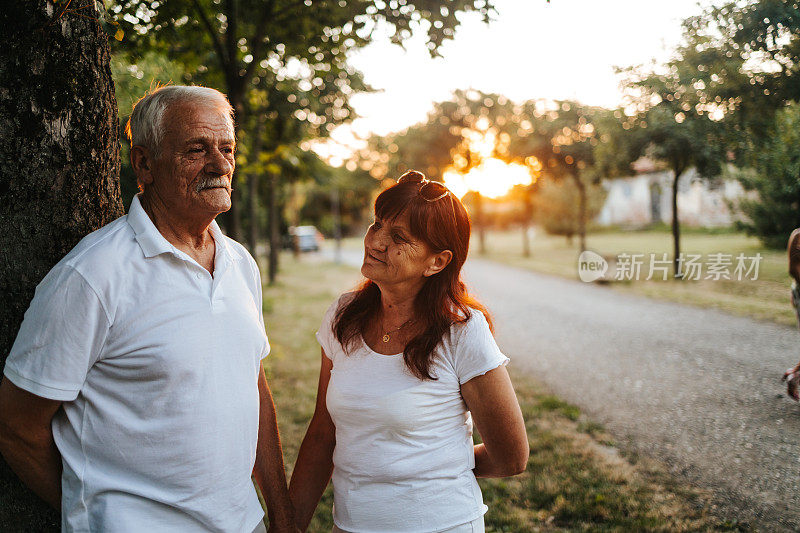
[326,248,799,530]
[462,258,799,531]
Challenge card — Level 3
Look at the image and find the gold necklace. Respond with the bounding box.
[381,317,415,343]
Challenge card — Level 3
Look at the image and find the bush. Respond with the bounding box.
[532,176,606,238]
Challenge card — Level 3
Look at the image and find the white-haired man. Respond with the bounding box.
[0,86,295,532]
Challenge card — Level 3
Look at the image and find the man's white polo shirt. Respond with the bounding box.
[4,195,270,532]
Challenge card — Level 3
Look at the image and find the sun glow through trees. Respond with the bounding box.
[442,128,539,199]
[443,159,534,199]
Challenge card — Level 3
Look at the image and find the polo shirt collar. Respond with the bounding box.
[127,195,243,262]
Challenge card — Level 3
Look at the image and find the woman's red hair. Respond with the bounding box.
[333,171,493,380]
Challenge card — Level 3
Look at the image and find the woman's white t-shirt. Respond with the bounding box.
[316,296,509,533]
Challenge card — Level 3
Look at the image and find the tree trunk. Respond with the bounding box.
[572,174,588,253]
[331,187,342,264]
[227,182,243,241]
[475,192,486,254]
[247,119,264,267]
[218,85,245,242]
[521,186,533,258]
[0,1,123,527]
[671,168,683,278]
[267,173,280,285]
[248,172,259,265]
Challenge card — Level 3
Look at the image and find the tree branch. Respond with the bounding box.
[225,0,238,78]
[191,0,229,75]
[242,0,280,85]
[269,0,316,29]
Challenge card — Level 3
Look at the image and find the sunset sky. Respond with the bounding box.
[317,0,707,165]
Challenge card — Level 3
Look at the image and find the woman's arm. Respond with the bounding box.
[460,365,528,478]
[288,350,337,531]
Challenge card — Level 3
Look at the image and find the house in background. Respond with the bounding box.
[596,158,746,228]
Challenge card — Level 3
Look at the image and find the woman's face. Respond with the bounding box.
[361,210,439,286]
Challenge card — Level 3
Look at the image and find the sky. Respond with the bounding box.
[318,0,708,164]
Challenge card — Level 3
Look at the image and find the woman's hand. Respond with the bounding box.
[461,365,528,478]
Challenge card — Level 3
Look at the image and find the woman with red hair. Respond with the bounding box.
[288,171,528,532]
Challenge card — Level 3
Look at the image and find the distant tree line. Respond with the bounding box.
[357,0,800,278]
[110,0,498,281]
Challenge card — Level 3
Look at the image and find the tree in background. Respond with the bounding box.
[500,100,606,253]
[617,25,727,276]
[680,1,800,247]
[113,0,497,241]
[236,53,367,279]
[736,104,800,247]
[111,52,186,206]
[360,90,525,253]
[0,2,123,527]
[532,176,606,244]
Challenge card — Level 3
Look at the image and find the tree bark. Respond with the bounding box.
[0,1,123,528]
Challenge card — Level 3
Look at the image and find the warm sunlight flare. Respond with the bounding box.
[443,158,534,199]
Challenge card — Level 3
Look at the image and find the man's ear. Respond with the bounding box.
[130,146,155,186]
[423,250,453,277]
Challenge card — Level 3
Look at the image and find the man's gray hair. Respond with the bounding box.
[125,85,234,157]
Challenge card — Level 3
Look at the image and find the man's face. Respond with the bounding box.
[146,101,235,219]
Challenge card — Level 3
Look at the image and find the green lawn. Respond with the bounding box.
[260,254,742,532]
[474,227,792,327]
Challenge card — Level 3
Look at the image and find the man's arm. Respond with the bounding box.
[0,377,63,509]
[253,366,295,531]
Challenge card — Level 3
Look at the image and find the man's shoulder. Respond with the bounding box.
[59,215,135,279]
[221,235,258,271]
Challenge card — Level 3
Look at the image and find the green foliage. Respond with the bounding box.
[110,51,187,206]
[532,176,606,238]
[617,52,726,181]
[109,0,496,244]
[296,166,376,236]
[111,0,497,120]
[736,104,800,248]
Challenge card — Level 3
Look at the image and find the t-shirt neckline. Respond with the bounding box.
[360,335,403,357]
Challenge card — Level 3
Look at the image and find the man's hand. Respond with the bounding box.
[783,364,800,401]
[0,378,63,509]
[267,525,301,533]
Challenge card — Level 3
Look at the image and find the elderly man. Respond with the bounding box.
[0,86,294,532]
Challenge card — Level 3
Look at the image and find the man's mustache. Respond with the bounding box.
[195,177,232,192]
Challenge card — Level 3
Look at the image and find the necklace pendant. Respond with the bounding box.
[382,334,390,343]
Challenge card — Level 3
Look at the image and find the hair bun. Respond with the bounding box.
[398,170,426,182]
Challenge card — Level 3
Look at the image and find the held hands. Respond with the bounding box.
[782,363,800,401]
[267,525,301,533]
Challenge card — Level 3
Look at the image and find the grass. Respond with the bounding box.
[260,253,743,532]
[473,227,793,327]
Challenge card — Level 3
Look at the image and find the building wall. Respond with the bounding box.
[596,169,744,227]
